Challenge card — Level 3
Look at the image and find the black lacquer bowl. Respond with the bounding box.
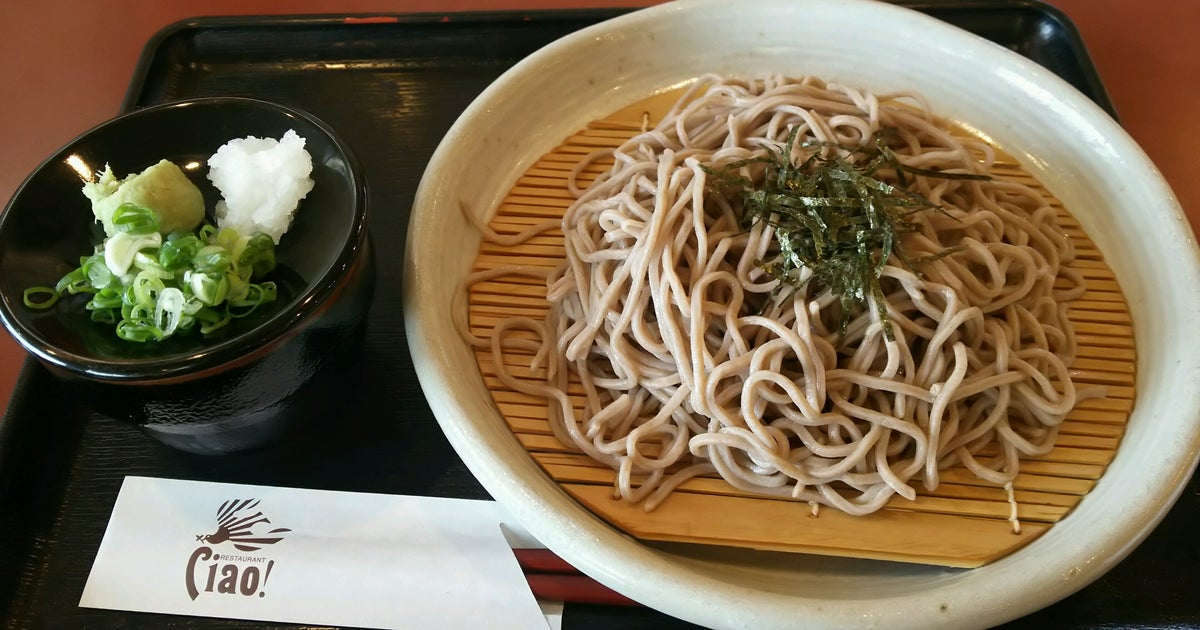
[0,97,374,454]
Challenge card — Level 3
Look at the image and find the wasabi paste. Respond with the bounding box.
[83,159,205,237]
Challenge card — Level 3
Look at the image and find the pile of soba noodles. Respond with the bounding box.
[463,74,1084,516]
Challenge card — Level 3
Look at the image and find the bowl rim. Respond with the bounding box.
[405,0,1200,628]
[0,96,369,382]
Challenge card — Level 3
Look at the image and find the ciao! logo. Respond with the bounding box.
[185,499,291,601]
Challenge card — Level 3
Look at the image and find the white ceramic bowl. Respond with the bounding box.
[405,1,1200,628]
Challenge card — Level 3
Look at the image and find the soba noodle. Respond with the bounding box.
[460,74,1086,516]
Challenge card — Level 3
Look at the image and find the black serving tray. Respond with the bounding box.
[2,3,1196,629]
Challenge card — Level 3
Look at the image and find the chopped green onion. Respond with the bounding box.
[192,245,232,275]
[159,234,201,271]
[55,267,90,295]
[22,286,59,309]
[188,270,230,306]
[116,318,163,343]
[111,203,160,235]
[239,233,277,278]
[133,251,173,279]
[87,287,123,310]
[196,306,231,335]
[154,287,185,337]
[228,281,277,318]
[131,271,164,305]
[90,308,117,325]
[104,231,162,277]
[83,254,117,291]
[25,206,281,342]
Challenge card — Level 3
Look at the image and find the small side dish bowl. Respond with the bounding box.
[0,97,374,455]
[405,0,1200,628]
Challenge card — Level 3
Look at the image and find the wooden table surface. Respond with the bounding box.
[1,0,1195,445]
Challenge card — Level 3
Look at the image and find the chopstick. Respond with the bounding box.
[512,548,640,607]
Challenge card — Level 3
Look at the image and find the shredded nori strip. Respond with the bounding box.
[703,127,989,342]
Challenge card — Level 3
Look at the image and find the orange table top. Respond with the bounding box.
[2,0,1197,419]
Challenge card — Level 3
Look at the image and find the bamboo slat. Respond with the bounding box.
[466,88,1135,568]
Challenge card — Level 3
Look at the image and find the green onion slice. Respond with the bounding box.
[24,206,281,342]
[22,286,59,309]
[111,203,160,235]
